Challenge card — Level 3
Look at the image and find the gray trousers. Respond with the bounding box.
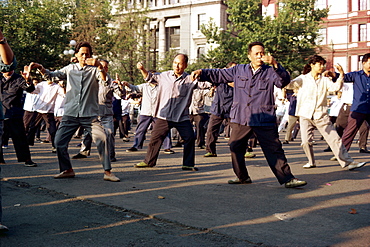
[79,115,115,159]
[300,116,353,167]
[284,115,299,141]
[55,116,111,172]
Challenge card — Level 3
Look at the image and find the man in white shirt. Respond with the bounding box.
[26,79,64,153]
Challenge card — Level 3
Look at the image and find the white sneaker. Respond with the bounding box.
[303,163,316,169]
[347,162,366,171]
[330,156,337,161]
[0,224,9,232]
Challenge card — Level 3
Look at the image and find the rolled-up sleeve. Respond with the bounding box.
[0,56,17,72]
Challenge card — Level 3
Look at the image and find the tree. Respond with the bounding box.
[107,1,150,84]
[201,0,329,72]
[70,0,113,56]
[0,0,72,70]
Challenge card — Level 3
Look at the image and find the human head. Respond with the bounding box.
[99,59,109,73]
[302,55,326,75]
[247,42,265,69]
[226,62,237,68]
[362,53,370,74]
[172,53,188,77]
[75,42,93,66]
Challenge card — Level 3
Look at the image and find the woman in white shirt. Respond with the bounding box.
[288,55,365,171]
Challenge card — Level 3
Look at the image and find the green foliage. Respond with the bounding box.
[70,0,113,56]
[201,0,329,72]
[105,1,150,84]
[0,0,72,70]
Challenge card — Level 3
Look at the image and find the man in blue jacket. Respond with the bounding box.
[191,42,307,188]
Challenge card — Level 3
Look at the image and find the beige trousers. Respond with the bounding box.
[299,115,353,167]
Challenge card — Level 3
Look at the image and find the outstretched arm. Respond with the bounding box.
[0,29,13,65]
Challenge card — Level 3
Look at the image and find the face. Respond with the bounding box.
[172,55,187,77]
[100,61,109,73]
[362,58,370,73]
[75,47,91,66]
[310,62,325,74]
[248,45,265,69]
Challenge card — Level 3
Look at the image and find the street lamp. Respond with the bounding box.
[63,39,77,56]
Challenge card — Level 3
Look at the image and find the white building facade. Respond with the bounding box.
[113,0,229,64]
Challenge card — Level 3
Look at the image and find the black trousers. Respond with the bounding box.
[229,123,294,184]
[190,113,209,147]
[205,114,229,154]
[144,118,195,167]
[27,113,57,148]
[4,118,32,162]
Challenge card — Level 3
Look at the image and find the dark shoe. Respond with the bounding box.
[40,140,50,143]
[35,138,42,142]
[72,153,87,159]
[134,162,151,168]
[228,177,252,184]
[204,152,217,157]
[122,137,130,142]
[24,161,37,167]
[323,147,332,152]
[76,143,82,147]
[110,157,117,162]
[285,178,307,188]
[163,149,175,154]
[51,147,57,153]
[282,140,289,144]
[54,169,75,179]
[359,148,370,153]
[182,166,198,171]
[126,147,138,152]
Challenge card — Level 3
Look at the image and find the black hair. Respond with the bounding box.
[248,42,264,54]
[302,55,326,75]
[174,53,188,64]
[75,41,93,55]
[362,53,370,63]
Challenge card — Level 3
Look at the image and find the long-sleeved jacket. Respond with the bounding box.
[210,83,233,118]
[200,63,290,126]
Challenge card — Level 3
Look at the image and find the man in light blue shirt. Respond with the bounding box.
[30,42,120,182]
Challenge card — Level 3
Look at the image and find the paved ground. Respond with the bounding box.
[0,130,369,246]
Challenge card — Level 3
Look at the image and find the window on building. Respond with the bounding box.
[198,14,207,30]
[315,0,327,9]
[197,46,206,60]
[166,26,180,50]
[359,24,367,41]
[359,0,368,10]
[150,28,159,50]
[317,28,327,45]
